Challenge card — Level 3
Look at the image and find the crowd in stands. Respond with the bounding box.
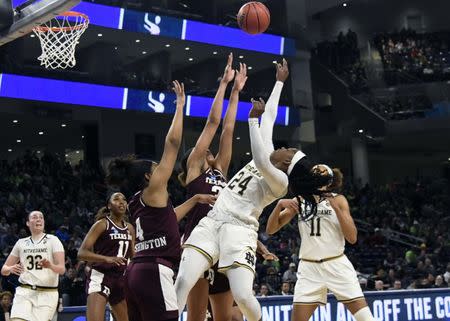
[314,29,449,120]
[360,93,433,120]
[1,153,449,304]
[375,29,450,85]
[315,29,369,94]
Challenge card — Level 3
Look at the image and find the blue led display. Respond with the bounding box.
[188,96,288,125]
[0,74,297,126]
[185,20,285,55]
[121,10,184,39]
[0,74,124,109]
[126,89,177,114]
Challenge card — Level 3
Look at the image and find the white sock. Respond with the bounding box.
[174,248,211,314]
[354,307,375,321]
[226,267,261,321]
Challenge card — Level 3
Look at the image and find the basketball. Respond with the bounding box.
[237,2,270,35]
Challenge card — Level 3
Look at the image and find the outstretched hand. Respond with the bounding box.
[232,62,248,92]
[276,58,289,82]
[196,194,217,206]
[221,53,236,84]
[172,80,185,107]
[249,98,266,118]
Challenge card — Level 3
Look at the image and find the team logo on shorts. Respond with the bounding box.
[245,252,255,267]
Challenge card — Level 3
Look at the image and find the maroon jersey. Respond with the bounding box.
[183,168,227,241]
[128,191,181,265]
[92,216,132,274]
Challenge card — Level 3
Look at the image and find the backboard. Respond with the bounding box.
[0,0,80,46]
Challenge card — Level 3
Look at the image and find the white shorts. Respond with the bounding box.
[183,216,258,273]
[11,286,58,321]
[293,255,364,305]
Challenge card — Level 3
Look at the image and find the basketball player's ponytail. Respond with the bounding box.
[95,207,109,221]
[328,168,344,192]
[106,155,155,197]
[178,147,194,187]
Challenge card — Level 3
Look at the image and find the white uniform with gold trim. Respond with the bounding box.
[184,81,291,273]
[293,197,364,305]
[10,234,64,321]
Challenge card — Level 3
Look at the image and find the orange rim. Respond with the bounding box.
[34,11,89,32]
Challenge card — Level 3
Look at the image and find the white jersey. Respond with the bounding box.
[11,234,64,287]
[298,196,345,260]
[208,160,287,231]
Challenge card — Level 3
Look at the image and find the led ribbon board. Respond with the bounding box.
[0,74,298,126]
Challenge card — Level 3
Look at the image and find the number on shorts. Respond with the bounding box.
[26,255,43,270]
[228,171,253,195]
[309,217,321,236]
[117,240,129,257]
[136,217,144,241]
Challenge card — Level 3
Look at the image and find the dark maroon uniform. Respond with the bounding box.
[86,216,132,305]
[125,190,181,321]
[183,168,230,295]
[183,168,227,241]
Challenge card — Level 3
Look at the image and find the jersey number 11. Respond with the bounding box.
[309,217,321,236]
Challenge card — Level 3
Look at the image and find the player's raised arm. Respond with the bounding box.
[143,80,185,205]
[248,98,288,197]
[259,59,289,151]
[187,54,235,181]
[214,62,248,176]
[266,199,299,235]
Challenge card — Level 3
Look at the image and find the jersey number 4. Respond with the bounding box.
[228,171,253,195]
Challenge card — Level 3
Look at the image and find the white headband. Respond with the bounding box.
[313,164,334,177]
[287,151,306,175]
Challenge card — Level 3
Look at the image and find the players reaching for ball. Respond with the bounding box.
[178,53,247,321]
[77,192,134,321]
[106,80,216,321]
[175,59,303,321]
[1,210,65,321]
[267,165,376,321]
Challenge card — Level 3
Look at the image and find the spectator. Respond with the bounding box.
[280,282,291,296]
[434,275,446,288]
[391,280,402,290]
[282,263,297,283]
[258,284,269,297]
[375,280,384,291]
[0,291,12,321]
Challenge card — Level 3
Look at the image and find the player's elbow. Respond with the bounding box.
[1,266,8,276]
[346,233,357,244]
[58,265,66,275]
[266,226,276,235]
[207,115,221,127]
[77,249,86,261]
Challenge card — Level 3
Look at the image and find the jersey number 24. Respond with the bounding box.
[228,171,253,195]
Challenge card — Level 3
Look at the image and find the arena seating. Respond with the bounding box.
[1,153,449,301]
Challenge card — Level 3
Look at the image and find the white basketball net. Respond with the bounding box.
[32,12,89,69]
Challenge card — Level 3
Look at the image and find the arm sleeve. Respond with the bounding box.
[259,81,284,152]
[52,236,65,253]
[10,241,20,257]
[249,118,288,197]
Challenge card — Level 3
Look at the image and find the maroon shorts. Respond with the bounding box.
[86,268,125,305]
[204,263,230,295]
[125,259,178,321]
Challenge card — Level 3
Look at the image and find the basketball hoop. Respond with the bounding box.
[32,11,89,69]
